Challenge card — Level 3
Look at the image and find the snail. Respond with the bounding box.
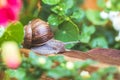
[23,19,79,54]
[23,19,66,54]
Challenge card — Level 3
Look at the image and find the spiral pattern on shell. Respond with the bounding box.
[23,19,54,48]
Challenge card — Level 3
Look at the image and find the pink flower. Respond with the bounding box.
[0,0,22,26]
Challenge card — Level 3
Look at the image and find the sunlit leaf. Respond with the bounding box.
[48,14,64,26]
[51,0,74,15]
[62,0,74,9]
[29,51,39,66]
[42,0,60,5]
[97,0,106,8]
[86,10,108,25]
[29,52,52,69]
[48,56,66,63]
[6,68,26,79]
[0,22,24,46]
[47,66,72,79]
[80,25,95,43]
[74,59,96,69]
[90,37,108,48]
[55,21,79,48]
[71,8,85,22]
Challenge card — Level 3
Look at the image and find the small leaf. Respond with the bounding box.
[48,14,64,26]
[55,21,79,48]
[71,8,85,22]
[98,67,117,75]
[42,0,60,5]
[6,68,26,79]
[42,60,53,70]
[74,59,96,69]
[106,74,114,80]
[0,22,24,46]
[55,21,79,41]
[86,10,108,25]
[29,51,39,66]
[97,0,106,8]
[29,52,52,69]
[51,0,74,15]
[38,57,53,70]
[80,25,95,43]
[47,66,72,79]
[84,25,96,35]
[90,37,108,48]
[62,0,74,9]
[90,72,101,80]
[48,56,66,63]
[79,34,91,43]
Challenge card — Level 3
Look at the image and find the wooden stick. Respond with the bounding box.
[1,48,120,71]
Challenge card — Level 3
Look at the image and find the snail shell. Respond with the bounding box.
[23,19,54,48]
[23,19,65,54]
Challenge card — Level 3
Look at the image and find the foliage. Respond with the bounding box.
[0,0,120,80]
[20,0,85,49]
[19,0,120,50]
[0,22,24,46]
[97,0,120,11]
[0,52,118,80]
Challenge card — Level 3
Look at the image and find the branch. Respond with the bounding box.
[1,48,120,71]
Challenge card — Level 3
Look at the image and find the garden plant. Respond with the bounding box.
[0,0,120,80]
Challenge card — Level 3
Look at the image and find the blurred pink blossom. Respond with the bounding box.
[0,0,22,26]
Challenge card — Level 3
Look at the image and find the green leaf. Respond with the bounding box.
[91,67,117,80]
[48,56,66,63]
[86,10,108,25]
[6,68,26,80]
[90,72,101,80]
[71,8,85,22]
[83,25,96,35]
[48,14,64,27]
[79,34,91,43]
[55,21,79,48]
[39,57,53,70]
[29,52,52,69]
[62,0,74,9]
[106,74,114,80]
[74,59,96,69]
[47,66,72,79]
[90,37,108,48]
[20,15,36,25]
[42,0,60,5]
[51,0,74,15]
[0,22,24,46]
[29,51,39,66]
[97,0,106,8]
[79,25,95,43]
[3,72,11,80]
[97,67,117,75]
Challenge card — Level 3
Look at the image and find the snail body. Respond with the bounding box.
[23,19,65,54]
[31,39,65,54]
